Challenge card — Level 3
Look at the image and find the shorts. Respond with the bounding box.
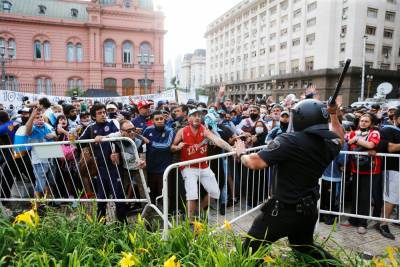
[33,161,55,194]
[181,167,220,201]
[384,170,400,205]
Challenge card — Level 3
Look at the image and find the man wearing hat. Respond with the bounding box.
[266,110,290,142]
[172,108,233,221]
[132,100,150,132]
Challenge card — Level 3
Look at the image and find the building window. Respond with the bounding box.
[1,38,16,58]
[76,43,83,62]
[279,62,286,74]
[365,25,376,35]
[305,56,314,70]
[104,78,117,91]
[397,65,400,71]
[269,64,275,76]
[280,42,287,50]
[36,77,52,94]
[281,14,288,23]
[71,8,78,17]
[43,41,51,60]
[34,40,42,59]
[293,23,301,32]
[365,43,375,53]
[292,38,300,47]
[293,8,302,18]
[307,1,317,12]
[260,48,266,55]
[2,0,12,12]
[383,28,393,39]
[269,45,275,53]
[269,32,276,40]
[122,41,133,64]
[306,33,315,45]
[270,19,276,27]
[381,63,390,70]
[382,46,392,57]
[123,0,132,8]
[291,59,299,73]
[68,78,83,89]
[139,42,152,57]
[104,40,116,64]
[387,0,396,3]
[307,17,316,27]
[341,26,347,37]
[365,61,374,68]
[67,42,75,62]
[340,43,346,52]
[385,11,396,21]
[367,7,378,18]
[280,28,288,35]
[342,7,348,18]
[280,0,288,10]
[269,6,277,15]
[38,5,47,15]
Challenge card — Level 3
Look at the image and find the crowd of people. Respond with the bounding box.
[0,85,399,240]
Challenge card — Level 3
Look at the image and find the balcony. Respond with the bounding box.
[122,63,134,68]
[103,63,116,68]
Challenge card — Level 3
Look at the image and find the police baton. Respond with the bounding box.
[328,58,351,105]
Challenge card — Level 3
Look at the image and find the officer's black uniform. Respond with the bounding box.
[243,99,341,265]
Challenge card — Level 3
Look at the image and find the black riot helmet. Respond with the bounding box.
[291,99,329,132]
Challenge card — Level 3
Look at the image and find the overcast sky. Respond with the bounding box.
[155,0,241,69]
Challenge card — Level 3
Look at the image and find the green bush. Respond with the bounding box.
[0,207,398,266]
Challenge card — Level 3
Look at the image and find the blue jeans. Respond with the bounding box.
[33,161,55,194]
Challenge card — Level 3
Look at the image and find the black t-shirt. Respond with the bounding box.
[377,126,400,172]
[258,131,341,203]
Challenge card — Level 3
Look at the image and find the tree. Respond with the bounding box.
[65,87,84,97]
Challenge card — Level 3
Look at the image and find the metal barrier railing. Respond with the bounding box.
[319,150,400,225]
[162,148,400,239]
[0,137,163,220]
[162,145,269,239]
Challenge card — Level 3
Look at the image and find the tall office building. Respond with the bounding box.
[205,0,400,104]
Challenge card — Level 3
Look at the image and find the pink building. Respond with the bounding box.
[0,0,165,96]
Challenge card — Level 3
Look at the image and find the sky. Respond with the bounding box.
[154,0,241,70]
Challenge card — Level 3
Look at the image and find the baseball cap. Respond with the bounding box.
[18,107,31,114]
[188,108,202,116]
[106,103,118,110]
[281,111,290,117]
[388,105,398,111]
[137,100,150,110]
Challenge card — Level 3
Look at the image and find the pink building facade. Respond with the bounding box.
[0,0,165,96]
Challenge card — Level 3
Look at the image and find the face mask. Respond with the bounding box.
[108,112,117,119]
[360,127,370,132]
[35,120,44,127]
[280,122,289,129]
[250,114,259,121]
[69,115,77,121]
[81,121,90,127]
[255,127,264,135]
[53,112,63,119]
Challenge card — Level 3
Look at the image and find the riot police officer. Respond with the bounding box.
[234,99,344,265]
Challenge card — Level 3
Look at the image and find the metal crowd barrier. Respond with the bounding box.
[0,137,163,220]
[162,145,269,239]
[162,148,400,239]
[319,150,400,225]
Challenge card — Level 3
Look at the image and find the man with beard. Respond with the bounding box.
[172,108,233,221]
[266,111,290,142]
[234,99,343,265]
[143,111,175,203]
[235,105,264,135]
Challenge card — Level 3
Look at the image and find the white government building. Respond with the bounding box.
[180,49,206,95]
[205,0,400,105]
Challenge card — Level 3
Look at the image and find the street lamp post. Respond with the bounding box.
[0,44,14,91]
[366,74,374,99]
[138,53,154,94]
[360,35,367,101]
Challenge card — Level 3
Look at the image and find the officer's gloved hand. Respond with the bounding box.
[327,103,338,115]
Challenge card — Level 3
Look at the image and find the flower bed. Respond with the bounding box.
[0,207,398,266]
